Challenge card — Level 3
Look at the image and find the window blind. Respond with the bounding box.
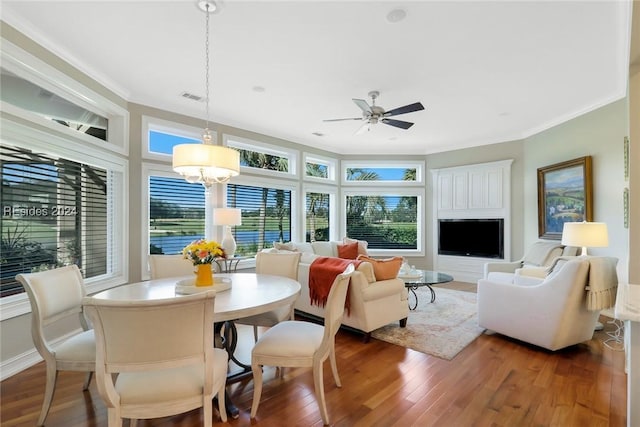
[227,184,291,254]
[148,176,205,255]
[1,144,108,297]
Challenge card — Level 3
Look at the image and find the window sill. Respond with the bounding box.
[0,273,128,321]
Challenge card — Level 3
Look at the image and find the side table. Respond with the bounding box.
[214,256,251,273]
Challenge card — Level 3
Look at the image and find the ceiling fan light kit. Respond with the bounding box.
[324,90,424,134]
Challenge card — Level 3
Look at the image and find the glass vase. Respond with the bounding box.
[194,263,213,287]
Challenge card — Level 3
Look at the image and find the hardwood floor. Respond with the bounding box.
[1,284,627,426]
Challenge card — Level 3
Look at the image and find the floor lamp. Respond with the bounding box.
[213,208,242,258]
[561,221,609,330]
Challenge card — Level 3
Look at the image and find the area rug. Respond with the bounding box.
[371,288,485,360]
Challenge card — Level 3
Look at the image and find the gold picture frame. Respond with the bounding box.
[537,156,593,239]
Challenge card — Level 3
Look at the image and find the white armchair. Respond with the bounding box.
[478,256,618,351]
[483,240,578,281]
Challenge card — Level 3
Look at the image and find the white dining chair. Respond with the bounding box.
[235,251,301,341]
[16,265,95,427]
[250,263,355,425]
[148,254,194,279]
[83,290,228,427]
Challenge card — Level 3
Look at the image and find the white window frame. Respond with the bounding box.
[1,39,129,157]
[341,160,424,186]
[1,118,129,320]
[341,187,424,257]
[141,116,212,162]
[303,183,338,242]
[229,174,300,243]
[225,134,299,180]
[303,152,338,183]
[141,162,211,280]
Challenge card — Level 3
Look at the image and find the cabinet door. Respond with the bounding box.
[438,173,453,210]
[486,168,503,209]
[468,170,485,209]
[452,172,468,210]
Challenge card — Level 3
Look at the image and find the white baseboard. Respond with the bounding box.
[1,348,42,381]
[1,328,82,381]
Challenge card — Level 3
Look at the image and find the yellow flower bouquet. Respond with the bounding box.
[182,239,224,287]
[182,239,224,265]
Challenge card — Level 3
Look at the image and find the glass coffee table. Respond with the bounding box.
[399,270,454,310]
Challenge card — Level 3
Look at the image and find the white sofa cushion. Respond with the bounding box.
[311,241,337,257]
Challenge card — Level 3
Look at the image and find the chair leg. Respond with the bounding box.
[204,397,212,427]
[253,325,259,342]
[82,371,93,390]
[107,408,123,427]
[313,359,330,425]
[399,317,408,327]
[36,365,58,426]
[217,383,227,422]
[250,362,263,418]
[328,345,341,387]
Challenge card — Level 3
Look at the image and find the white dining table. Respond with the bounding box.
[90,272,301,419]
[90,272,301,323]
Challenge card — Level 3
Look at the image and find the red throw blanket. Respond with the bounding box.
[309,257,361,313]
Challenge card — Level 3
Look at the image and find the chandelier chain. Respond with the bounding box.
[204,2,210,131]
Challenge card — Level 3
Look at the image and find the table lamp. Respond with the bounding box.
[561,221,609,256]
[213,208,242,258]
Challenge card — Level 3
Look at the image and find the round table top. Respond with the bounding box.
[90,273,301,322]
[398,270,454,286]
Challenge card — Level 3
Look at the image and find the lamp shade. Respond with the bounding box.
[172,144,240,184]
[213,208,242,226]
[561,222,608,255]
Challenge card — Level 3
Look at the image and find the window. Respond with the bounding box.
[149,176,205,255]
[1,68,109,141]
[342,161,423,253]
[1,41,127,319]
[345,193,419,250]
[225,135,298,178]
[1,41,129,155]
[226,183,291,255]
[342,161,424,185]
[304,154,336,182]
[305,191,330,242]
[142,116,204,160]
[1,145,107,296]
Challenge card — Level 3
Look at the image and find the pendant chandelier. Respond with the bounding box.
[172,0,239,189]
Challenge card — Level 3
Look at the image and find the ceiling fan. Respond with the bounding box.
[324,91,425,134]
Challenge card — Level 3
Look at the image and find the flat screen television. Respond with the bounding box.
[438,218,504,259]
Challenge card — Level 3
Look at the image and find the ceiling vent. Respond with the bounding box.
[180,92,204,102]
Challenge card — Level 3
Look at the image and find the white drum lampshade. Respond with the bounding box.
[172,143,240,186]
[213,208,242,257]
[561,221,608,256]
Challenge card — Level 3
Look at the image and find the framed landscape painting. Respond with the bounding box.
[537,156,593,239]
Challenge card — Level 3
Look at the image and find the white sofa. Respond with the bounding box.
[478,256,618,351]
[263,241,409,341]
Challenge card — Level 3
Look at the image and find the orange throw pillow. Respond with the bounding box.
[357,255,403,280]
[337,241,359,259]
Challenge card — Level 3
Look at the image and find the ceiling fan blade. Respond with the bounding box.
[323,117,362,122]
[382,118,414,129]
[352,98,372,113]
[355,122,370,135]
[384,102,425,117]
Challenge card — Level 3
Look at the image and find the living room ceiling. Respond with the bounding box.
[1,1,631,155]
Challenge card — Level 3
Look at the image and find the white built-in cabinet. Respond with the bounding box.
[431,159,513,282]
